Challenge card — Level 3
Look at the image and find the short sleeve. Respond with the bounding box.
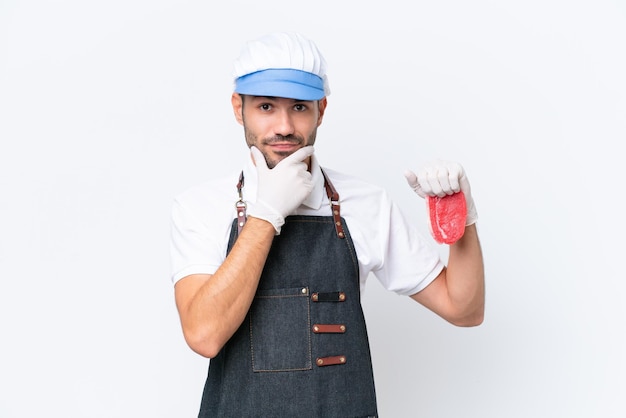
[169,197,228,285]
[372,197,445,296]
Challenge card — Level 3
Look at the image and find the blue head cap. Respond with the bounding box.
[233,32,331,101]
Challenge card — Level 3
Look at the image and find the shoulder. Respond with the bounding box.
[321,167,391,205]
[172,170,241,221]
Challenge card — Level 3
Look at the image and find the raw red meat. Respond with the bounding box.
[426,191,467,244]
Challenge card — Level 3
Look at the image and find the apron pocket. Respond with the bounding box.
[250,286,312,372]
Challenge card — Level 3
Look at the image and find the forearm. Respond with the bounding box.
[176,217,276,357]
[445,224,485,325]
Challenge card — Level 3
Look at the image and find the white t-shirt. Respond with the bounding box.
[169,154,445,296]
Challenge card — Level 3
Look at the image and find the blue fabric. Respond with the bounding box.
[235,68,325,100]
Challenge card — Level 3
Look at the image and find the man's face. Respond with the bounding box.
[232,94,327,169]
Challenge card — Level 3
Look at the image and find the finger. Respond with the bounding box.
[459,174,471,196]
[403,170,426,198]
[279,145,315,165]
[446,162,463,193]
[418,167,439,196]
[250,146,269,170]
[436,167,454,196]
[403,170,418,187]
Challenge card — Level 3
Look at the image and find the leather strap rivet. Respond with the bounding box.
[340,357,346,363]
[313,325,319,332]
[311,293,318,301]
[333,209,339,215]
[339,293,346,301]
[239,221,245,227]
[338,232,344,238]
[316,358,324,366]
[340,325,346,332]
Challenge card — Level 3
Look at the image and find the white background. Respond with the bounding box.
[1,0,625,417]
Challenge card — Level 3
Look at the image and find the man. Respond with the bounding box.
[170,31,484,417]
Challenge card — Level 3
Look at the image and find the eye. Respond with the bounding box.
[260,103,272,111]
[293,103,307,112]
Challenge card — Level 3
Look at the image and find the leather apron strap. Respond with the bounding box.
[235,168,345,239]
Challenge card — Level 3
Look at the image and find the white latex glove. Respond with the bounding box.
[247,146,315,234]
[404,160,478,226]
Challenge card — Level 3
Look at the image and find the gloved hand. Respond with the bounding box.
[404,160,478,226]
[247,146,315,234]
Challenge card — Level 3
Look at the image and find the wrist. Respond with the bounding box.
[246,200,285,234]
[244,215,282,236]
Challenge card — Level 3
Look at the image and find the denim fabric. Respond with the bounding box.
[251,286,312,372]
[199,215,378,418]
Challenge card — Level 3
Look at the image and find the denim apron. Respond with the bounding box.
[198,170,378,418]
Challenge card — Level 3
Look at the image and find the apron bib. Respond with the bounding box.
[198,170,378,418]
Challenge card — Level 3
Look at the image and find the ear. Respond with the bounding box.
[231,93,244,125]
[316,97,328,127]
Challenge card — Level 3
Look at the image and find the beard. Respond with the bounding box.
[245,130,317,169]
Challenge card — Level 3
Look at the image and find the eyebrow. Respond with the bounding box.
[249,96,311,104]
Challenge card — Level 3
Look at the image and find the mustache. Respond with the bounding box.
[262,135,303,145]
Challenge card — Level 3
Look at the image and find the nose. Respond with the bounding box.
[273,109,295,136]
